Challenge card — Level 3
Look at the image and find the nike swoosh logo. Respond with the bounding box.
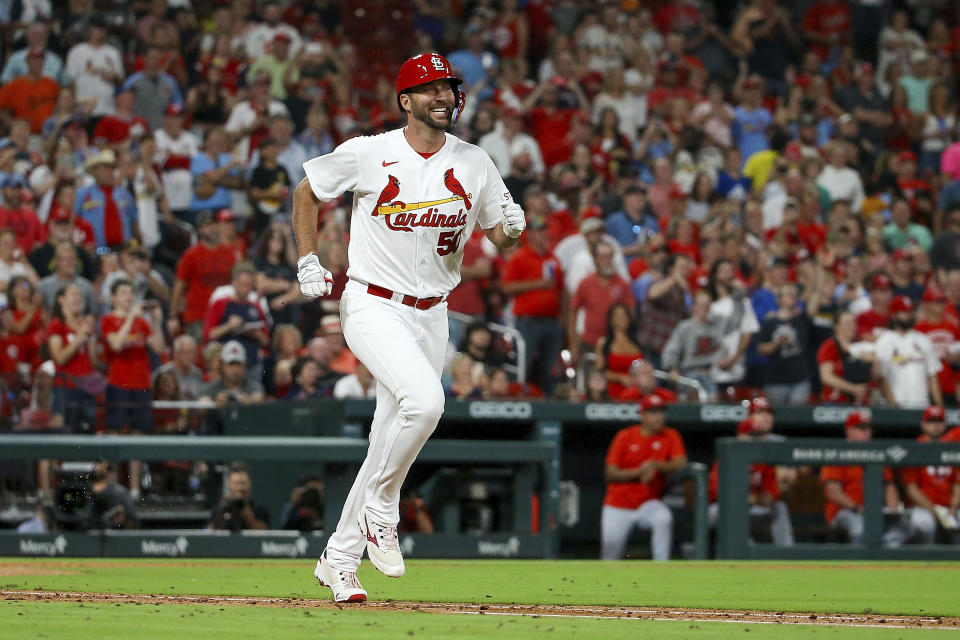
[382,160,398,167]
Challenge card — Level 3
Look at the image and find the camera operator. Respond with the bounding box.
[209,464,269,531]
[280,473,324,532]
[90,460,140,530]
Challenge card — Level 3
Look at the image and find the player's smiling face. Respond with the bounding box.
[404,79,455,130]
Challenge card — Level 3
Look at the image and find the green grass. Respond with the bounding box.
[2,559,960,616]
[3,600,956,640]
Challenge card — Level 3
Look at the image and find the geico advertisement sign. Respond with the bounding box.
[585,403,640,421]
[468,402,532,419]
[699,405,748,422]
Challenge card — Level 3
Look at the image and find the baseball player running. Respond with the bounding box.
[292,53,525,602]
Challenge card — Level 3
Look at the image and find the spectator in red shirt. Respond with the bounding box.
[0,176,45,256]
[522,75,588,168]
[501,215,564,392]
[46,283,98,434]
[803,0,851,63]
[855,272,893,340]
[100,278,166,496]
[601,394,687,560]
[92,86,150,150]
[6,275,43,374]
[170,210,237,340]
[596,303,644,399]
[566,240,635,363]
[446,229,492,346]
[616,359,677,404]
[820,410,908,545]
[817,310,874,404]
[914,288,960,404]
[902,405,960,543]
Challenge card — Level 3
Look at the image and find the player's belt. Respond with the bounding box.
[366,283,444,310]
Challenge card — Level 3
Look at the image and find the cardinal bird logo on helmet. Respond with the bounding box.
[443,168,471,210]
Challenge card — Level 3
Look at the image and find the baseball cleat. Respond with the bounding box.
[315,551,367,603]
[359,508,405,578]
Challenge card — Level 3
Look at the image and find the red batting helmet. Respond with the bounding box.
[395,53,465,120]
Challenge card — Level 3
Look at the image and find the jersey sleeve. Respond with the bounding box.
[816,338,838,364]
[302,137,362,202]
[605,429,628,467]
[665,428,687,460]
[820,465,844,484]
[901,466,920,485]
[475,151,510,230]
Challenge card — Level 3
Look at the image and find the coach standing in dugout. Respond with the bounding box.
[601,394,687,561]
[902,406,960,543]
[820,410,911,546]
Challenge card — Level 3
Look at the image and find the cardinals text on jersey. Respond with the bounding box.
[303,128,508,298]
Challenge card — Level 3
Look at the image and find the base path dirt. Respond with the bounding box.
[3,590,959,630]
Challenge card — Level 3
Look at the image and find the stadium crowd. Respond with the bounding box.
[0,0,957,552]
[1,0,960,423]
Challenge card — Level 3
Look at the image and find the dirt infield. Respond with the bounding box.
[3,590,959,630]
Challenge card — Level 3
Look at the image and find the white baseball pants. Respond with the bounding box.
[707,500,795,547]
[325,279,448,573]
[601,500,673,561]
[833,509,913,547]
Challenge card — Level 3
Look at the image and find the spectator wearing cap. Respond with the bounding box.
[601,393,687,561]
[557,215,629,295]
[246,33,299,101]
[92,87,150,151]
[64,17,124,116]
[731,75,772,164]
[902,406,960,543]
[224,71,290,161]
[478,108,545,180]
[501,215,564,392]
[29,200,97,280]
[0,24,62,86]
[0,176,45,255]
[198,340,265,417]
[154,103,199,218]
[566,240,635,363]
[604,185,659,257]
[875,295,942,408]
[247,137,291,234]
[120,46,184,132]
[888,248,924,301]
[243,1,302,62]
[75,150,138,250]
[855,272,893,340]
[0,47,60,134]
[661,289,737,399]
[202,261,270,385]
[816,141,865,213]
[616,358,677,404]
[708,398,795,547]
[152,334,204,400]
[915,289,960,404]
[785,112,823,161]
[820,410,909,546]
[893,151,932,218]
[319,314,357,376]
[170,210,237,340]
[883,197,933,252]
[756,284,821,405]
[101,239,169,308]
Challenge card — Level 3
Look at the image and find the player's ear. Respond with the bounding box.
[398,93,411,114]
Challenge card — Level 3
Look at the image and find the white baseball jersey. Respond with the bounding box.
[154,128,199,211]
[874,329,942,408]
[303,128,507,298]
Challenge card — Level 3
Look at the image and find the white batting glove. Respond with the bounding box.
[501,202,526,239]
[297,253,333,298]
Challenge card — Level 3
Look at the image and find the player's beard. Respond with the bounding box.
[410,100,453,131]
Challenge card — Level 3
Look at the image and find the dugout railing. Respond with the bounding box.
[0,434,557,559]
[716,438,960,560]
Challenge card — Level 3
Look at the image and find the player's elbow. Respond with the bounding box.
[293,178,318,208]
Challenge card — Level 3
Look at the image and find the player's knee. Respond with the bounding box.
[651,504,673,529]
[401,382,445,427]
[912,509,936,534]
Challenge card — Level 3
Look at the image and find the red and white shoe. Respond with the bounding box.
[359,508,405,578]
[314,551,367,603]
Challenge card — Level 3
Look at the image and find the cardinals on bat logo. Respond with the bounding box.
[372,169,473,217]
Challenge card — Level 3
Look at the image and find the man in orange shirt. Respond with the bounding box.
[601,394,687,560]
[820,410,908,545]
[0,48,59,134]
[902,405,960,543]
[501,215,565,392]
